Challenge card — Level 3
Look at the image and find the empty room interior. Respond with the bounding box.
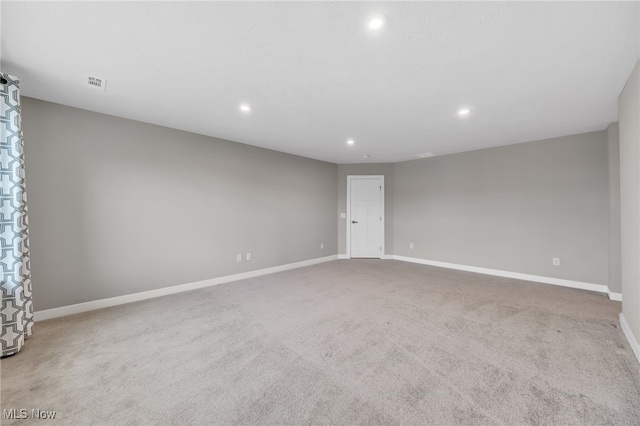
[1,1,640,424]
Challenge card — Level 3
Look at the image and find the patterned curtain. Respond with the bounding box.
[0,73,33,357]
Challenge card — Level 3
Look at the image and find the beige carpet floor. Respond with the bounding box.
[1,259,639,425]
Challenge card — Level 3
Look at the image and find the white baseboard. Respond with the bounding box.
[34,255,339,321]
[608,291,623,302]
[391,255,613,297]
[338,254,393,260]
[620,313,640,364]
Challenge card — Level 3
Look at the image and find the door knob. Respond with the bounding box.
[352,220,358,224]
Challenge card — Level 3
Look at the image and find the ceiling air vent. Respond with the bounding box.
[84,75,106,92]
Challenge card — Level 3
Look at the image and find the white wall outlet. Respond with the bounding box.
[320,243,324,249]
[552,257,560,266]
[236,254,242,262]
[409,243,414,249]
[246,253,252,261]
[340,213,346,219]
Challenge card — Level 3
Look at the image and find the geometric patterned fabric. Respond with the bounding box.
[0,72,33,357]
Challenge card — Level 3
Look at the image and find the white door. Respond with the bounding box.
[349,176,383,258]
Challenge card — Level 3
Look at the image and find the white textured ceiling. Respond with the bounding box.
[1,1,638,164]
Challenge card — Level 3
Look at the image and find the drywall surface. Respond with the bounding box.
[393,131,610,285]
[619,61,640,340]
[608,122,622,294]
[337,164,393,255]
[22,97,337,311]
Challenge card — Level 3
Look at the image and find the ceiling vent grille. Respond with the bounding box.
[84,75,106,92]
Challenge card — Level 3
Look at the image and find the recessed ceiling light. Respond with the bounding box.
[367,14,386,31]
[347,139,355,145]
[363,154,371,158]
[239,104,251,112]
[458,107,471,116]
[416,152,436,158]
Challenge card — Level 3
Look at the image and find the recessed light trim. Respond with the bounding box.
[415,152,436,158]
[367,14,386,31]
[239,104,251,112]
[363,154,371,158]
[458,107,471,116]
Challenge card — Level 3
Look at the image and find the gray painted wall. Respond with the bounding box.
[607,122,622,294]
[22,97,338,311]
[23,96,619,313]
[392,131,610,285]
[337,164,394,255]
[619,61,640,341]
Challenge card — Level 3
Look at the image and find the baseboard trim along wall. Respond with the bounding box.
[390,255,619,300]
[34,255,339,321]
[338,254,394,260]
[38,254,624,324]
[620,313,640,364]
[608,291,623,302]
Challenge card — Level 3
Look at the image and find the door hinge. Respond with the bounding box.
[380,246,382,251]
[379,186,382,190]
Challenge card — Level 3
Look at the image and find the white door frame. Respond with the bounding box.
[346,175,385,259]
